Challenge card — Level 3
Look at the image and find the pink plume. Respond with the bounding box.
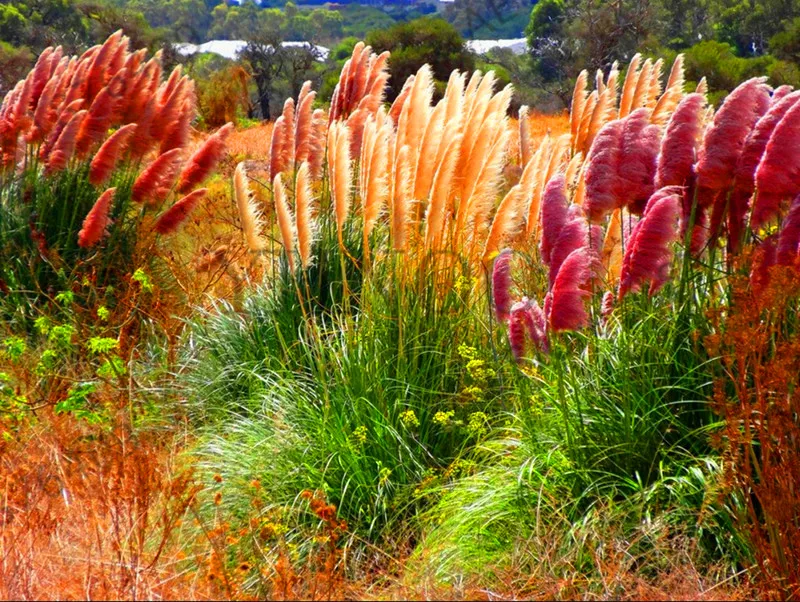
[753,99,800,228]
[508,300,528,361]
[177,123,232,194]
[78,187,116,247]
[619,186,683,298]
[772,86,793,104]
[777,195,800,265]
[154,188,206,235]
[655,93,706,189]
[508,297,549,360]
[89,123,136,186]
[131,148,183,204]
[584,119,624,222]
[618,109,661,215]
[601,290,615,322]
[548,248,592,332]
[584,109,660,221]
[735,91,800,197]
[548,205,589,289]
[696,78,770,192]
[540,174,569,266]
[523,299,548,354]
[492,249,514,322]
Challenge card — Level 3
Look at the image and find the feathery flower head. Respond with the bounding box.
[78,188,116,247]
[177,122,233,194]
[492,249,514,322]
[548,247,592,332]
[618,186,683,299]
[655,93,706,189]
[696,77,770,192]
[753,97,800,228]
[154,188,206,235]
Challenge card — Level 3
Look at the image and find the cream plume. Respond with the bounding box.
[618,54,642,118]
[234,162,266,252]
[424,134,463,249]
[273,173,296,272]
[295,162,316,269]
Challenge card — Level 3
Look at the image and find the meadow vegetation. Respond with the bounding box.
[2,28,800,601]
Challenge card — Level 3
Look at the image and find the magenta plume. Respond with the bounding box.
[583,119,624,222]
[539,174,569,266]
[131,148,183,204]
[776,195,800,265]
[548,206,589,289]
[154,188,206,235]
[655,93,706,189]
[78,188,116,247]
[89,123,136,186]
[492,249,514,322]
[509,298,548,360]
[75,76,126,156]
[583,109,659,220]
[736,91,800,196]
[523,298,548,354]
[177,122,232,194]
[508,300,528,361]
[618,186,683,299]
[696,78,770,194]
[45,109,87,174]
[753,98,800,228]
[617,108,661,215]
[548,247,592,332]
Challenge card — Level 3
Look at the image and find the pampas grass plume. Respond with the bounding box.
[295,162,316,269]
[131,148,183,204]
[154,188,206,235]
[548,247,592,332]
[89,123,135,185]
[45,109,87,174]
[273,173,296,272]
[177,122,232,194]
[618,186,682,298]
[233,162,266,252]
[655,93,705,189]
[78,187,115,247]
[492,249,514,322]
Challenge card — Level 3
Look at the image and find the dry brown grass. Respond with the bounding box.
[0,418,215,600]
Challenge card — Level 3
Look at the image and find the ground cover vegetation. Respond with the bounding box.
[2,13,800,601]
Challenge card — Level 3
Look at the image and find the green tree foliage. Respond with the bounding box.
[525,0,800,98]
[443,0,532,39]
[367,17,475,101]
[207,1,342,45]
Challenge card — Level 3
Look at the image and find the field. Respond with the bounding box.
[2,32,800,600]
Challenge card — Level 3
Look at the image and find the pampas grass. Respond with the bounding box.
[78,187,116,247]
[273,173,296,272]
[177,122,233,194]
[154,188,206,235]
[234,162,266,252]
[295,162,316,269]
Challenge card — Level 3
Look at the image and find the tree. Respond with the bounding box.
[526,0,659,79]
[367,17,475,101]
[526,0,568,81]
